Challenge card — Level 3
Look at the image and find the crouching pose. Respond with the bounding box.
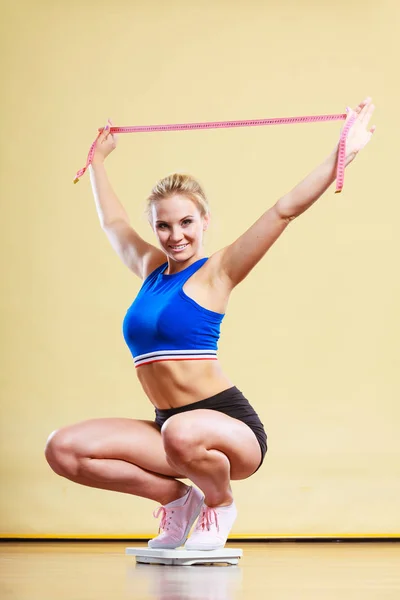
[45,98,375,549]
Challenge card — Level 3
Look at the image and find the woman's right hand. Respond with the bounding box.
[91,119,118,165]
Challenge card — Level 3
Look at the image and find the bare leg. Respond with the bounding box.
[161,409,262,507]
[166,447,233,506]
[45,418,189,506]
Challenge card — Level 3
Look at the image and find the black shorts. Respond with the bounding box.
[154,386,267,472]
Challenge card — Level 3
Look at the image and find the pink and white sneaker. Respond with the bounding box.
[184,501,238,551]
[148,486,204,549]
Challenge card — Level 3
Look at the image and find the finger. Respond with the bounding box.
[345,106,355,123]
[101,123,112,142]
[345,97,369,118]
[358,98,373,122]
[360,102,375,127]
[348,98,370,129]
[107,118,119,143]
[98,124,109,138]
[355,96,372,114]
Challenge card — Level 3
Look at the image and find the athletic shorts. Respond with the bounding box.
[154,386,267,472]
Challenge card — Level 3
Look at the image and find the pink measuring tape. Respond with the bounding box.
[74,111,357,193]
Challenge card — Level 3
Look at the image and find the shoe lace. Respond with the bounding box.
[153,506,176,533]
[196,506,219,532]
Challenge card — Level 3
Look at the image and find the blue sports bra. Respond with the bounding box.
[122,258,225,367]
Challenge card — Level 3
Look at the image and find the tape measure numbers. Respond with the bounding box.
[74,112,356,193]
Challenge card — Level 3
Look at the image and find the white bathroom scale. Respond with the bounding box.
[125,547,243,566]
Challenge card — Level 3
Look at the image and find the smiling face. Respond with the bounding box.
[150,194,209,263]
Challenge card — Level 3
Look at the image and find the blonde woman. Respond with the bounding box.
[45,97,375,550]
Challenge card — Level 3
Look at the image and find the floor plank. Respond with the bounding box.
[0,541,399,599]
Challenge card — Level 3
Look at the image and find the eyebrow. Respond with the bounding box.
[155,215,194,223]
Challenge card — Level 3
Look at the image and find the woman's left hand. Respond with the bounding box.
[344,97,376,162]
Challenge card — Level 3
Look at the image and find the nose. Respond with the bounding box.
[169,226,185,242]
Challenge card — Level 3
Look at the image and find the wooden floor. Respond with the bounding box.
[1,541,399,599]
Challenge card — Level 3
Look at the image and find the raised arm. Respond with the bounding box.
[89,123,165,279]
[217,97,376,288]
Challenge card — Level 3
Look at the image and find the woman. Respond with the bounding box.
[45,97,375,550]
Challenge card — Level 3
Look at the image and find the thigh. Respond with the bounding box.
[52,417,185,478]
[161,409,262,480]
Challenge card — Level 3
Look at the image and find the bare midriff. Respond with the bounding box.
[136,359,234,410]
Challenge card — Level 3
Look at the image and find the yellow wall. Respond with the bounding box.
[1,0,398,538]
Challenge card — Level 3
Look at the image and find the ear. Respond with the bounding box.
[203,213,210,231]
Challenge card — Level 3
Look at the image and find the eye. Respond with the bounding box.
[182,219,192,226]
[157,223,168,229]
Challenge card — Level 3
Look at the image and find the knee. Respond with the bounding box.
[161,416,199,463]
[44,428,79,478]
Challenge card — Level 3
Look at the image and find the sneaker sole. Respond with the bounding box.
[185,542,225,551]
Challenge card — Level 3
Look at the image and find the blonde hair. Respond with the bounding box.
[146,173,210,223]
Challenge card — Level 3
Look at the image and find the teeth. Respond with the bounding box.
[171,244,188,249]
